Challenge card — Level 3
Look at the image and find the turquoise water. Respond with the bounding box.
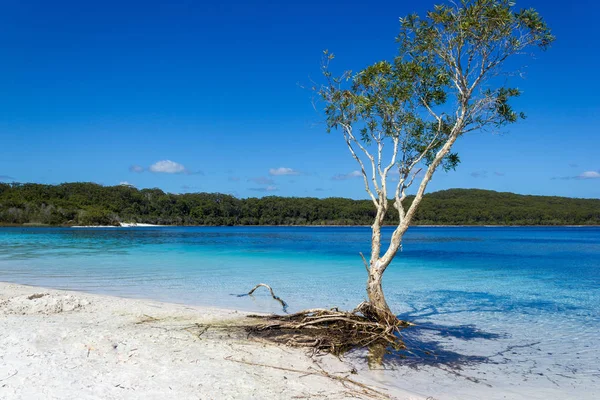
[1,226,599,397]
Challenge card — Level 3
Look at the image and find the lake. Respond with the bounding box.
[1,226,598,399]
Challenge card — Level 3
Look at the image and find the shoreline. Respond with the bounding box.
[2,223,599,228]
[2,282,597,399]
[0,282,424,400]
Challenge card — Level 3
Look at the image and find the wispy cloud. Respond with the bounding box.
[129,165,144,173]
[569,163,579,168]
[0,175,15,181]
[269,167,300,176]
[119,181,133,186]
[249,185,278,192]
[470,170,504,178]
[248,177,275,185]
[181,185,201,191]
[470,170,488,178]
[552,170,600,180]
[332,171,362,181]
[228,176,241,182]
[578,171,600,179]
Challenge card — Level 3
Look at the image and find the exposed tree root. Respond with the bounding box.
[245,296,411,357]
[135,314,163,324]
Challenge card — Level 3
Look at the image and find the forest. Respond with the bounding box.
[0,182,598,226]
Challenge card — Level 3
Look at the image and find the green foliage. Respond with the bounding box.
[318,0,553,214]
[0,182,597,226]
[397,0,553,131]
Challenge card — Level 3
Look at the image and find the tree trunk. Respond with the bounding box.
[366,263,397,324]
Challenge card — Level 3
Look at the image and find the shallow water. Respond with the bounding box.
[1,226,599,399]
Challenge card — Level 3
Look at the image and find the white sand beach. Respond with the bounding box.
[0,282,424,400]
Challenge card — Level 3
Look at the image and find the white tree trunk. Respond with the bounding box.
[365,119,464,324]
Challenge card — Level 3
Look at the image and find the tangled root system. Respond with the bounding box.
[246,303,411,356]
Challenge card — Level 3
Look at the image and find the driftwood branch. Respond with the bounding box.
[0,370,18,382]
[224,356,391,399]
[240,283,288,313]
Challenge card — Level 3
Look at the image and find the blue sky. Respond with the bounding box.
[0,0,598,199]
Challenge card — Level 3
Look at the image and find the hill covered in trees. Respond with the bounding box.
[0,182,598,226]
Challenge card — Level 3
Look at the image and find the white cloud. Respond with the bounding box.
[149,160,186,174]
[579,171,600,179]
[269,167,300,176]
[119,181,133,186]
[332,170,362,181]
[130,162,202,175]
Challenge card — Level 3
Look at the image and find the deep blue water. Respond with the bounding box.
[1,226,599,394]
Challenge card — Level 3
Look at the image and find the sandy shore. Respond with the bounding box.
[0,282,424,400]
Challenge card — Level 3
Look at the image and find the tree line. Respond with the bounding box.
[0,182,597,226]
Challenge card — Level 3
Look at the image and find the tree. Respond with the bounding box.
[318,0,553,324]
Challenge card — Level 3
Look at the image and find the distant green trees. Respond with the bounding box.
[0,182,597,226]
